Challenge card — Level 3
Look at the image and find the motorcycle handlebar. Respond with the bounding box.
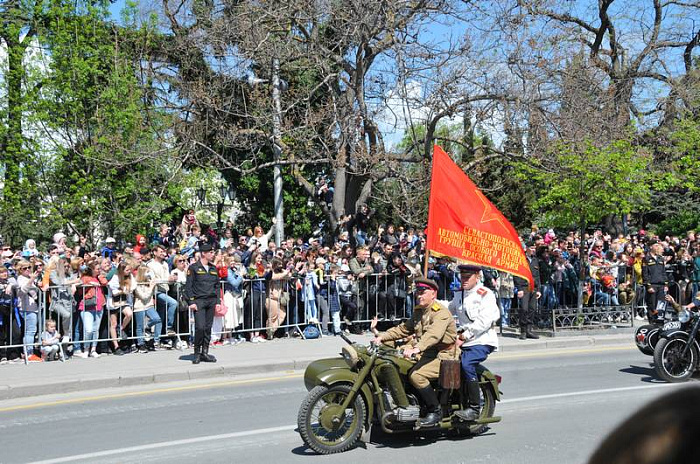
[340,332,354,346]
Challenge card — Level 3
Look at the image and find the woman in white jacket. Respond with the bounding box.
[107,261,134,355]
[133,266,162,353]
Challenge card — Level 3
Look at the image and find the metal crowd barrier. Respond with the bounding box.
[6,268,695,366]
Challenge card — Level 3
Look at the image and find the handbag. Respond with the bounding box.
[83,292,97,311]
[215,288,228,317]
[280,291,290,306]
[392,286,407,299]
[438,342,461,390]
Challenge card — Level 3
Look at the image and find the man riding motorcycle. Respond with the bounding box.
[449,264,500,421]
[372,277,458,427]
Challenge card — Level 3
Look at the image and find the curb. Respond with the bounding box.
[0,333,637,401]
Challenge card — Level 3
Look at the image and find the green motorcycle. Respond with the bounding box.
[297,334,502,454]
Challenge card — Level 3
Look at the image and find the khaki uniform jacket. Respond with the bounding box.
[381,301,458,361]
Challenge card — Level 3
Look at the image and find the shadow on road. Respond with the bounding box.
[620,364,665,383]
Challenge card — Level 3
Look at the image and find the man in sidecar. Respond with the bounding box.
[372,277,458,427]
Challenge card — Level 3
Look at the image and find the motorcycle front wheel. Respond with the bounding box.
[653,337,698,383]
[297,384,366,454]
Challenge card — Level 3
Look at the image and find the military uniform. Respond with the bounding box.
[450,281,499,378]
[184,249,220,359]
[642,254,667,323]
[380,300,458,389]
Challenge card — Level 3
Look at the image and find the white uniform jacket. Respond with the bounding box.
[448,282,499,350]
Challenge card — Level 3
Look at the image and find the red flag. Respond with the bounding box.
[426,145,534,290]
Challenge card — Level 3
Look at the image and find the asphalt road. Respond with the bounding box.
[0,344,691,464]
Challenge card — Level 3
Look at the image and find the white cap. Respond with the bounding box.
[105,237,116,244]
[53,232,67,243]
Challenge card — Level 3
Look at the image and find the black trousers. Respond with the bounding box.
[519,291,538,327]
[645,284,666,323]
[193,297,216,351]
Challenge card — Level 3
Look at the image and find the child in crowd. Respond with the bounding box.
[133,265,162,353]
[302,261,319,324]
[40,319,61,361]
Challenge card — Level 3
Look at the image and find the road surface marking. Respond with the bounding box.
[27,425,297,464]
[500,383,680,404]
[26,383,685,463]
[0,373,303,413]
[0,344,638,413]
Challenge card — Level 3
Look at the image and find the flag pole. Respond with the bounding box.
[423,246,430,277]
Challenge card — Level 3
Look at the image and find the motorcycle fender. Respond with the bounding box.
[660,331,700,353]
[303,358,375,427]
[661,330,690,341]
[477,365,501,401]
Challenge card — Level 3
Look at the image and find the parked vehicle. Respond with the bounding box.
[653,308,700,382]
[297,334,502,454]
[635,301,678,356]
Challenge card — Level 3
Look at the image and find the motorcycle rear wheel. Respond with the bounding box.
[467,383,497,435]
[653,338,698,383]
[297,384,366,454]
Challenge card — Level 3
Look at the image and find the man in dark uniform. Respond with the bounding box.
[513,242,541,340]
[643,242,668,323]
[372,277,458,427]
[185,243,219,364]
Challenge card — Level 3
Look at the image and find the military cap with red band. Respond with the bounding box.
[414,277,439,291]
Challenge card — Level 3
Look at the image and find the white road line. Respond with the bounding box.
[27,425,297,464]
[500,383,681,404]
[28,383,692,463]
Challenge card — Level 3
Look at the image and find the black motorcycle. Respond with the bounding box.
[635,301,677,356]
[653,308,700,382]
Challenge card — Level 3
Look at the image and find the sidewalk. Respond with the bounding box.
[0,329,636,401]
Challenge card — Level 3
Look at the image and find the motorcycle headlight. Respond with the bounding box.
[342,345,359,369]
[679,309,691,323]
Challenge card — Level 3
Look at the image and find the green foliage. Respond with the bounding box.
[528,138,652,231]
[653,211,700,237]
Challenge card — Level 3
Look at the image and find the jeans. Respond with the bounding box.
[81,310,103,353]
[355,230,367,246]
[73,309,83,352]
[22,311,38,356]
[539,284,557,310]
[499,297,512,325]
[133,307,162,345]
[156,292,177,331]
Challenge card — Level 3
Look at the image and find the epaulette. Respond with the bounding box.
[477,287,487,297]
[431,303,441,312]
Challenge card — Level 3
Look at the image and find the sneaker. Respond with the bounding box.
[236,338,245,345]
[212,340,224,346]
[166,329,177,336]
[89,351,100,358]
[27,354,43,363]
[77,351,89,359]
[0,357,7,365]
[113,348,125,356]
[635,315,645,321]
[257,336,267,343]
[251,336,260,344]
[138,345,148,354]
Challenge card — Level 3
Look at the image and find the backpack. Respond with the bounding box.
[303,325,321,339]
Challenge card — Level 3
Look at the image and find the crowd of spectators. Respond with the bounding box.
[1,207,699,364]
